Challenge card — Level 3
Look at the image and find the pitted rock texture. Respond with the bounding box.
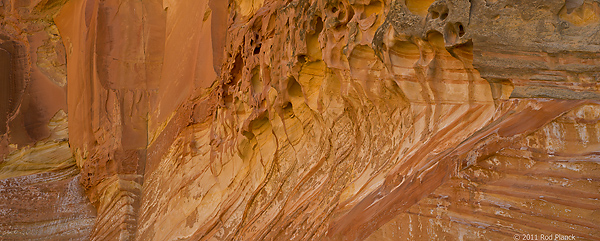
[0,1,96,240]
[1,0,600,240]
[0,111,96,240]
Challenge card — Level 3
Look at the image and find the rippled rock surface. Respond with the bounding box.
[1,0,599,240]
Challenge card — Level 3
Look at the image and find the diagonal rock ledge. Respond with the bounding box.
[1,0,599,240]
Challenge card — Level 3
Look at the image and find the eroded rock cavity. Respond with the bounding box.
[1,0,599,240]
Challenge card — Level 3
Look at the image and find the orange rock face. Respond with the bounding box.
[1,0,600,240]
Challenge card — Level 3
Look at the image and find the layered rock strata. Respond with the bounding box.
[0,1,96,240]
[1,0,599,240]
[0,111,96,240]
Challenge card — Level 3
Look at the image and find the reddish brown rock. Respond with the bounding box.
[1,0,600,240]
[0,111,96,240]
[0,0,68,157]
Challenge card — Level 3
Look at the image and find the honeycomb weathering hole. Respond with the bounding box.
[457,23,465,37]
[440,12,448,20]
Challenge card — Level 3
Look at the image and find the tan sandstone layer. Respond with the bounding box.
[1,0,600,240]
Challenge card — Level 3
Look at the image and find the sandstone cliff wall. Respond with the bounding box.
[1,0,599,240]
